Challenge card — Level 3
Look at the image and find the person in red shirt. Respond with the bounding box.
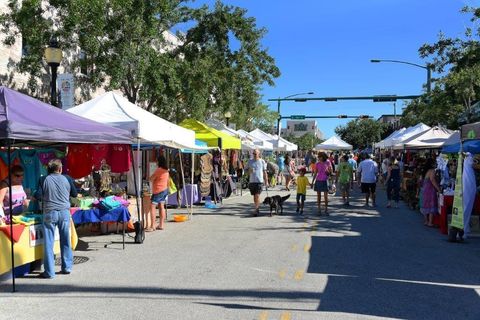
[148,156,169,231]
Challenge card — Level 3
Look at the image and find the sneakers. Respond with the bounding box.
[300,209,303,215]
[37,272,53,279]
[60,270,71,275]
[296,207,300,213]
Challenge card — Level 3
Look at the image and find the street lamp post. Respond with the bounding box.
[44,37,63,107]
[276,92,314,137]
[370,59,432,94]
[224,111,232,127]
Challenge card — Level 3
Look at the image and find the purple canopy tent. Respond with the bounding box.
[0,86,133,292]
[0,86,132,143]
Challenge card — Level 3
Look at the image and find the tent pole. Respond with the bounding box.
[132,140,142,228]
[7,142,15,292]
[178,150,187,216]
[190,152,194,218]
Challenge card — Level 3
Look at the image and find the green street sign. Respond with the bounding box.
[290,115,305,120]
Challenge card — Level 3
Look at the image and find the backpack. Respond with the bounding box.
[134,221,145,244]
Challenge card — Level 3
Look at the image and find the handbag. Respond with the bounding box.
[168,177,177,195]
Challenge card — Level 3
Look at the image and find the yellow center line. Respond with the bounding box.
[291,244,298,252]
[280,311,292,320]
[303,244,311,252]
[279,269,287,279]
[294,270,304,280]
[259,311,269,320]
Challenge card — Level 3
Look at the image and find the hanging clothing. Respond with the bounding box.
[108,144,131,173]
[463,153,476,236]
[91,144,110,171]
[19,149,43,192]
[66,144,94,179]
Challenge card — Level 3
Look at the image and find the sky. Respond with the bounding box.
[193,0,479,138]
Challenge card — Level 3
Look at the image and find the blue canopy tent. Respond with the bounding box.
[442,140,480,154]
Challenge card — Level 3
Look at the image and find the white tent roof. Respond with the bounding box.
[68,92,198,149]
[375,127,406,149]
[391,123,431,149]
[237,129,274,151]
[249,129,298,151]
[315,136,352,150]
[404,127,457,149]
[205,119,257,150]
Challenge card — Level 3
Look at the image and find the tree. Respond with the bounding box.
[334,119,386,149]
[407,5,480,128]
[284,133,322,151]
[0,0,280,126]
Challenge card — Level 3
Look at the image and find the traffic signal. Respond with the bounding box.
[337,114,347,118]
[359,115,370,119]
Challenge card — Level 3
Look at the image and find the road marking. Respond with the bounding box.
[259,311,269,320]
[279,269,287,279]
[291,244,298,252]
[280,311,292,320]
[294,270,304,280]
[303,244,311,252]
[377,277,480,289]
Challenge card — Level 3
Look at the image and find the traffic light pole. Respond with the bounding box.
[280,115,371,119]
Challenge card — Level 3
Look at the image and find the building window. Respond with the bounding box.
[79,51,88,75]
[21,36,29,56]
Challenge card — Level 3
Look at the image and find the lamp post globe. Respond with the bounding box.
[44,37,63,107]
[224,111,232,127]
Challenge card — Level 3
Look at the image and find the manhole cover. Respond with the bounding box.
[55,256,89,266]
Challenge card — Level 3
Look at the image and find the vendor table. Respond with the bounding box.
[72,206,130,249]
[439,194,480,235]
[167,184,200,207]
[0,220,78,275]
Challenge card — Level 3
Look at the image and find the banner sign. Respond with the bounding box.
[451,152,464,230]
[57,73,75,110]
[29,224,59,247]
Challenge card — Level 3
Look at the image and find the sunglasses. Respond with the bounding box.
[14,174,23,177]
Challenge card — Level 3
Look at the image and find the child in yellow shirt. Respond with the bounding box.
[296,167,309,214]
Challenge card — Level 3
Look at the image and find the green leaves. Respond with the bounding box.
[335,119,386,149]
[0,0,279,128]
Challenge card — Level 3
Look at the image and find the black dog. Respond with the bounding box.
[263,194,290,216]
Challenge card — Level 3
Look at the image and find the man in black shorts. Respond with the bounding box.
[357,154,379,207]
[245,149,269,216]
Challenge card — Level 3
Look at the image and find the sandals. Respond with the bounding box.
[145,227,155,232]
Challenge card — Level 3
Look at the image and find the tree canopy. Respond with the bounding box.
[402,6,480,129]
[0,0,280,129]
[284,132,323,151]
[334,119,386,149]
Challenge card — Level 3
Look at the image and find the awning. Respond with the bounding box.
[179,119,241,150]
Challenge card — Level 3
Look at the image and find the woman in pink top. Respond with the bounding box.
[0,165,28,216]
[148,156,169,231]
[312,152,332,215]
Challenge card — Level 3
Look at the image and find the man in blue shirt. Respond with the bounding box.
[39,159,78,279]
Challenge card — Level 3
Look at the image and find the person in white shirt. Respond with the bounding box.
[357,154,379,207]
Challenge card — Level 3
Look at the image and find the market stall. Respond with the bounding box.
[403,127,457,149]
[314,136,352,151]
[67,92,204,222]
[0,86,132,290]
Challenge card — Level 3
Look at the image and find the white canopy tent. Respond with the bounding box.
[205,119,257,151]
[67,92,198,149]
[403,127,457,149]
[249,129,298,151]
[315,136,352,150]
[237,129,274,151]
[375,127,406,149]
[390,123,431,150]
[68,92,203,217]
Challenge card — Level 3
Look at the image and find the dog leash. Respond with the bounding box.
[265,184,269,197]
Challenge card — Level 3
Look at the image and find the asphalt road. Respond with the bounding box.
[1,183,480,320]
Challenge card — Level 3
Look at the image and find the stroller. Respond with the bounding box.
[328,173,337,195]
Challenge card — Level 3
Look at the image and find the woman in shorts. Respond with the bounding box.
[312,152,332,215]
[148,156,169,231]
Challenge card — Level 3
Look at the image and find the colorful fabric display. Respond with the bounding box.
[66,144,94,179]
[98,196,122,211]
[19,149,44,192]
[108,144,131,173]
